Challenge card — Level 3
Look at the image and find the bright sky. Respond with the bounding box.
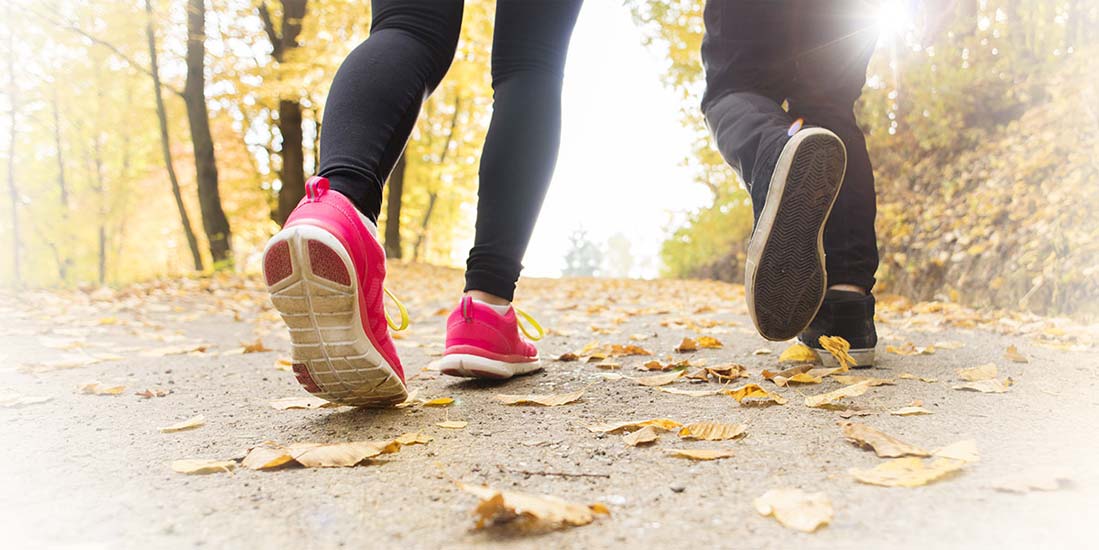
[457,1,711,279]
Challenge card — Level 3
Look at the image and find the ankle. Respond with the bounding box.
[829,284,867,295]
[465,290,510,306]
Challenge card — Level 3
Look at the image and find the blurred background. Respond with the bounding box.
[0,0,1096,316]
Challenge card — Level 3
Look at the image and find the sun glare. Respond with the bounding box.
[876,0,913,40]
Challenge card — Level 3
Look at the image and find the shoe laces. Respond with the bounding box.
[383,287,410,331]
[513,306,544,342]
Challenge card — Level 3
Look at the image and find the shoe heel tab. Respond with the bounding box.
[305,176,330,201]
[460,295,474,322]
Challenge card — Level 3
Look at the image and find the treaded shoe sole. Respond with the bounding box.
[263,225,407,407]
[746,128,847,341]
[437,354,542,380]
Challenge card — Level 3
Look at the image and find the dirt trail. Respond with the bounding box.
[2,264,1097,549]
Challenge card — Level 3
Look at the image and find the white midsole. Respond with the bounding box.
[437,353,542,379]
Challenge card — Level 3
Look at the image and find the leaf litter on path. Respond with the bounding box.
[269,395,343,410]
[665,449,735,460]
[724,384,788,405]
[171,459,237,475]
[754,488,833,532]
[778,343,819,363]
[804,381,872,408]
[158,415,206,433]
[623,426,660,446]
[242,439,402,469]
[458,482,610,530]
[634,370,685,387]
[678,422,747,441]
[954,378,1013,393]
[818,336,855,370]
[890,406,933,416]
[79,382,126,396]
[496,391,584,406]
[850,440,979,487]
[957,363,998,381]
[840,422,929,458]
[586,419,682,434]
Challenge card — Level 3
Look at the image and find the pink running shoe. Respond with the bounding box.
[439,296,544,379]
[262,176,409,407]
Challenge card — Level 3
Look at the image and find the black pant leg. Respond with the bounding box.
[463,0,583,301]
[787,0,879,291]
[318,0,464,222]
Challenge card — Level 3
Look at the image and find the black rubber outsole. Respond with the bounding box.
[750,132,846,341]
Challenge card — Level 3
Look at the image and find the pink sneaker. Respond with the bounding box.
[262,176,409,407]
[439,296,544,379]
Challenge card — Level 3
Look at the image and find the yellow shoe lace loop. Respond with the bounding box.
[383,287,410,331]
[513,306,544,342]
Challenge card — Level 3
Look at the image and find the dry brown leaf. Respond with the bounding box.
[724,384,788,405]
[957,363,998,381]
[557,352,580,362]
[241,338,272,354]
[459,482,609,529]
[778,343,819,363]
[423,397,455,407]
[818,336,855,370]
[158,415,206,433]
[586,418,682,434]
[269,395,342,410]
[840,422,930,458]
[665,448,735,460]
[496,391,584,407]
[832,375,894,387]
[687,364,747,382]
[762,365,813,387]
[171,459,236,475]
[135,388,170,398]
[953,378,1013,393]
[753,488,833,533]
[898,372,938,383]
[753,348,773,355]
[1004,345,1028,363]
[890,406,933,416]
[79,382,126,396]
[436,420,469,429]
[804,381,872,408]
[395,432,433,445]
[288,440,400,468]
[678,422,747,441]
[654,387,723,397]
[697,336,724,349]
[675,337,698,353]
[623,425,660,446]
[886,342,936,356]
[242,442,295,470]
[635,370,685,387]
[595,361,622,370]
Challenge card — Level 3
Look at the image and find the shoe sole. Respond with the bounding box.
[815,348,876,369]
[438,354,542,380]
[746,128,847,341]
[263,225,407,407]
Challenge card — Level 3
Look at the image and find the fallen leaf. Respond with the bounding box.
[697,336,724,349]
[953,378,1013,393]
[586,419,682,434]
[762,365,822,387]
[957,363,998,381]
[242,442,295,470]
[557,352,579,362]
[932,439,980,463]
[269,395,342,410]
[436,420,468,429]
[135,388,170,398]
[678,422,747,441]
[654,387,724,397]
[496,391,584,407]
[274,357,294,371]
[1004,345,1028,363]
[170,459,236,475]
[137,343,208,358]
[849,456,968,487]
[899,373,938,383]
[753,488,833,533]
[832,375,894,387]
[158,415,206,433]
[459,482,609,529]
[595,361,622,370]
[635,370,685,387]
[838,409,875,419]
[241,338,271,354]
[423,397,455,407]
[79,382,126,396]
[724,384,788,405]
[675,337,698,353]
[840,422,929,458]
[818,336,855,370]
[886,342,936,356]
[890,406,933,416]
[778,343,819,363]
[753,348,773,356]
[934,340,965,350]
[804,381,872,408]
[665,449,735,460]
[687,364,747,382]
[623,425,660,446]
[288,440,400,468]
[395,432,433,445]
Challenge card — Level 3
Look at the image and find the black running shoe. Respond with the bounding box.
[745,127,847,341]
[799,289,877,368]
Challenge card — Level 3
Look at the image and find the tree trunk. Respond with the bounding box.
[92,132,107,285]
[184,0,233,267]
[276,98,305,224]
[144,0,203,271]
[384,153,406,259]
[5,6,21,287]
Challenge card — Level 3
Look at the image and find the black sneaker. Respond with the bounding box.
[799,290,877,368]
[745,127,847,341]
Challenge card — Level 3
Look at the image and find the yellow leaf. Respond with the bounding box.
[241,338,272,354]
[288,440,400,468]
[423,397,455,407]
[953,378,1013,393]
[586,418,682,434]
[635,370,685,387]
[818,336,855,370]
[932,439,980,463]
[242,442,295,470]
[886,342,936,356]
[678,422,747,441]
[697,336,724,349]
[1004,345,1028,363]
[395,432,433,445]
[654,387,723,397]
[623,425,660,446]
[459,482,608,529]
[436,420,468,429]
[675,337,698,353]
[269,396,342,410]
[724,384,788,405]
[665,448,735,460]
[898,373,938,383]
[170,459,236,475]
[556,352,580,362]
[274,357,294,371]
[753,489,833,533]
[804,381,872,408]
[158,415,206,433]
[850,456,969,487]
[832,375,894,386]
[957,363,998,381]
[889,406,933,416]
[840,422,930,458]
[778,343,819,363]
[79,382,126,396]
[495,391,584,407]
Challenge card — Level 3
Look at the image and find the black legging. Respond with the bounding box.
[318,0,583,301]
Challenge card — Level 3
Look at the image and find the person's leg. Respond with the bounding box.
[442,0,582,380]
[700,0,795,220]
[463,0,584,303]
[787,0,880,293]
[318,0,464,223]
